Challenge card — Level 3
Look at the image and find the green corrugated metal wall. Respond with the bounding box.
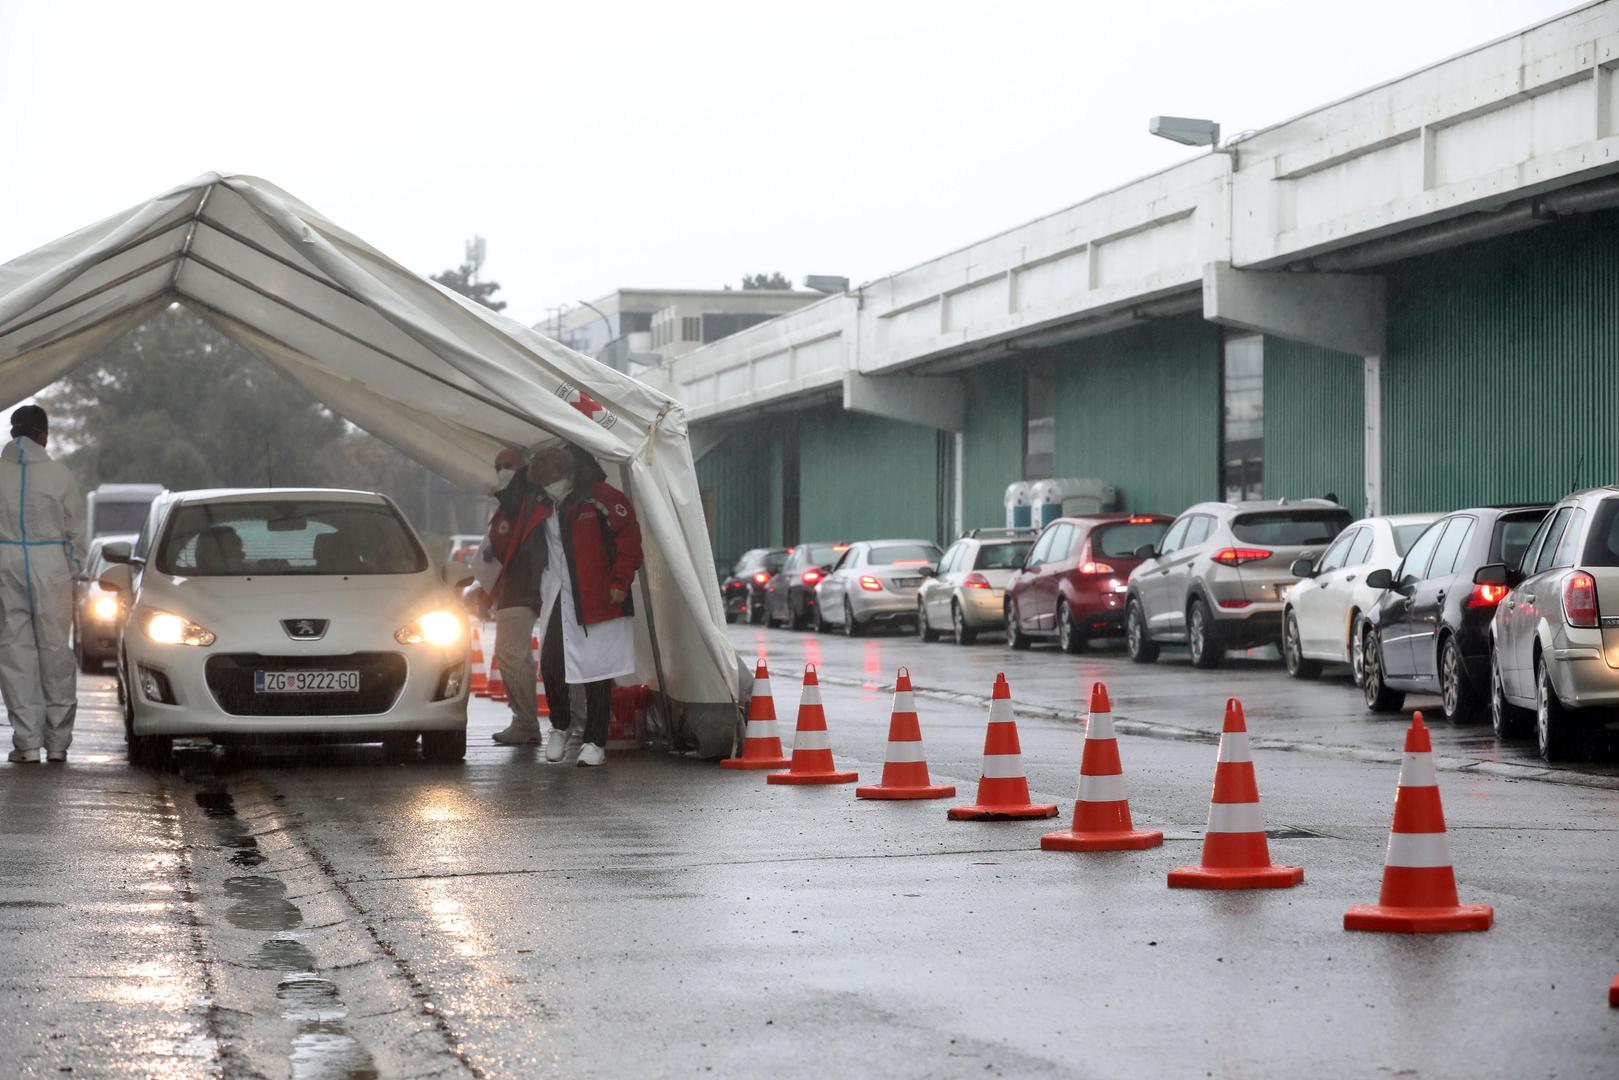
[1263,337,1365,516]
[961,360,1025,529]
[797,405,941,541]
[695,424,775,570]
[1048,317,1221,515]
[1385,211,1619,512]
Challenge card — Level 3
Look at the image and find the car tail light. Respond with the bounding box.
[859,575,883,592]
[753,571,770,585]
[1211,548,1272,567]
[1562,570,1598,627]
[962,573,991,589]
[1078,561,1116,575]
[1218,599,1252,609]
[1468,583,1511,609]
[1128,516,1157,525]
[802,569,823,585]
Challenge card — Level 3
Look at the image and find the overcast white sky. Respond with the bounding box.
[0,0,1577,327]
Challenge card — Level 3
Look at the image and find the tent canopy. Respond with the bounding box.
[0,172,741,754]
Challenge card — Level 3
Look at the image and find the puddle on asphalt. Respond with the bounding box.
[225,875,303,931]
[250,935,318,970]
[195,788,268,867]
[0,899,65,909]
[278,973,380,1079]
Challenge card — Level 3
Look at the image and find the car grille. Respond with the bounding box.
[204,652,407,716]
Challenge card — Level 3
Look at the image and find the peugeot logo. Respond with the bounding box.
[282,618,329,641]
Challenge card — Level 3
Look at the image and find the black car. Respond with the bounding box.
[1360,504,1550,719]
[763,540,850,629]
[721,548,788,624]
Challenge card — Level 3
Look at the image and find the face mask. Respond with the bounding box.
[544,478,572,502]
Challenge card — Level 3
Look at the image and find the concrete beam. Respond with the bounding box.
[1202,261,1385,357]
[842,372,965,433]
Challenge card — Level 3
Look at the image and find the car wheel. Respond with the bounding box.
[812,600,829,633]
[1187,600,1225,669]
[422,728,468,763]
[1057,602,1084,655]
[1361,627,1404,713]
[723,609,737,625]
[1126,600,1158,664]
[1490,647,1532,738]
[1438,635,1479,721]
[789,598,807,631]
[953,602,978,646]
[1005,602,1030,650]
[748,595,767,625]
[382,733,418,762]
[1283,610,1320,679]
[918,602,939,642]
[1350,614,1366,687]
[1535,656,1577,762]
[842,599,861,637]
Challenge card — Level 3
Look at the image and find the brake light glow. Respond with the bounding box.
[1218,599,1252,609]
[1211,548,1272,567]
[1078,561,1116,575]
[1468,583,1511,609]
[1128,516,1157,525]
[859,575,884,592]
[962,573,992,589]
[833,544,850,552]
[802,569,823,585]
[753,571,770,585]
[1562,570,1598,627]
[893,559,930,566]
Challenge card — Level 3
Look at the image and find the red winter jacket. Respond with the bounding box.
[490,476,644,627]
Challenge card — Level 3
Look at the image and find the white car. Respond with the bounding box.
[99,488,474,765]
[1280,512,1439,682]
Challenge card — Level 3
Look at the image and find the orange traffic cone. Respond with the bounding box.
[1344,712,1492,932]
[948,674,1058,820]
[767,664,857,785]
[1042,682,1162,851]
[488,656,508,704]
[856,668,955,800]
[531,635,549,716]
[720,659,793,770]
[470,623,490,697]
[1169,698,1302,889]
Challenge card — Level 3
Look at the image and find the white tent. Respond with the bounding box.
[0,171,743,755]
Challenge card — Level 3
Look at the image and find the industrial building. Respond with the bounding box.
[544,286,823,372]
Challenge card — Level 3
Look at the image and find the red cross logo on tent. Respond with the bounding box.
[570,391,604,419]
[555,382,618,429]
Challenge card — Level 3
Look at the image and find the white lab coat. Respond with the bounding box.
[537,512,635,684]
[0,437,86,755]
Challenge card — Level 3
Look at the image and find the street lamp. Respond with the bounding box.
[1148,116,1221,147]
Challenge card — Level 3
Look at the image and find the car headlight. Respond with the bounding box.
[90,595,121,622]
[395,610,465,647]
[143,610,216,647]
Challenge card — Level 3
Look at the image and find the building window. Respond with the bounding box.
[682,316,702,342]
[1222,333,1264,501]
[620,311,653,334]
[1024,366,1054,480]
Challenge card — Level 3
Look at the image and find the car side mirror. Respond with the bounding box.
[441,558,475,590]
[818,565,833,575]
[1473,563,1511,587]
[1133,543,1157,559]
[1290,556,1316,578]
[102,541,134,565]
[99,564,135,597]
[1364,568,1393,590]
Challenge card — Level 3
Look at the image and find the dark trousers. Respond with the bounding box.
[540,603,613,747]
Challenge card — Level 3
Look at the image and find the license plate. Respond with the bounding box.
[894,577,921,588]
[255,670,360,693]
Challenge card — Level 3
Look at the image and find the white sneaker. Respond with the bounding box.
[7,749,38,763]
[575,742,606,767]
[544,729,570,763]
[492,724,542,746]
[45,751,65,763]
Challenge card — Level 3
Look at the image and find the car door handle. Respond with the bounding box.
[1344,573,1357,582]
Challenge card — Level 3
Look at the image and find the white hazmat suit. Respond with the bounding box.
[0,437,86,758]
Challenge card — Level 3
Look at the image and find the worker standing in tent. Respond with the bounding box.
[0,405,86,764]
[489,442,642,767]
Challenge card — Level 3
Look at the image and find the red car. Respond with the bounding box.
[1004,513,1173,652]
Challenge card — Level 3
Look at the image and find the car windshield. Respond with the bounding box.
[158,500,426,576]
[1231,509,1351,546]
[974,542,1032,570]
[94,500,152,535]
[1392,523,1431,555]
[1582,499,1619,566]
[869,544,941,566]
[1489,511,1548,567]
[1093,521,1169,558]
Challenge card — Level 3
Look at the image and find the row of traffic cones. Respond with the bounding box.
[469,623,548,715]
[729,659,1498,934]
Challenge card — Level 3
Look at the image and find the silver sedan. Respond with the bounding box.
[814,539,942,636]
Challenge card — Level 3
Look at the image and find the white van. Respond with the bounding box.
[87,483,166,539]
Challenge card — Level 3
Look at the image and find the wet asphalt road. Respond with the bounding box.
[1,626,1616,1079]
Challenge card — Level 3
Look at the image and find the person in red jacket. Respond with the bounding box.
[490,441,643,766]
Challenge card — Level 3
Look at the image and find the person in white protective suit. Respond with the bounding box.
[0,405,87,764]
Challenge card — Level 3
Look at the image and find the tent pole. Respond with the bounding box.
[619,463,675,749]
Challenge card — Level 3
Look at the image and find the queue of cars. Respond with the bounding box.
[756,489,1619,761]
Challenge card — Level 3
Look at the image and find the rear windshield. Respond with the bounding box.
[1581,499,1619,566]
[1392,523,1431,555]
[1093,521,1170,558]
[1489,511,1548,567]
[869,544,941,566]
[974,542,1032,570]
[734,550,787,574]
[158,500,426,576]
[1231,509,1351,546]
[798,544,843,567]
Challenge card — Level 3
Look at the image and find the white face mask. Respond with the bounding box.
[543,478,572,502]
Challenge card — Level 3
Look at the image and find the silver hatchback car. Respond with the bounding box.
[1126,498,1352,668]
[917,529,1036,645]
[1484,487,1619,761]
[814,539,942,636]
